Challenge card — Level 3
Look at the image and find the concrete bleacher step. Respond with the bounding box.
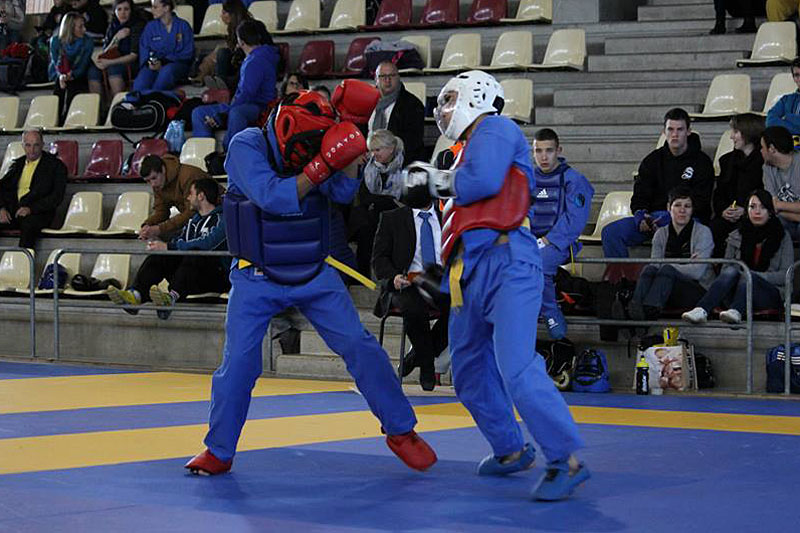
[553,87,708,107]
[536,105,702,126]
[638,3,715,22]
[588,51,746,72]
[604,33,754,55]
[559,141,657,162]
[647,0,710,6]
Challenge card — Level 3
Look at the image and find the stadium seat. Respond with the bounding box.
[180,138,216,171]
[250,1,278,32]
[580,191,633,243]
[690,74,751,119]
[50,140,79,177]
[0,96,19,130]
[761,73,795,115]
[297,40,335,78]
[713,130,734,176]
[0,251,31,292]
[737,22,796,67]
[466,0,507,24]
[404,82,426,106]
[30,250,82,295]
[57,93,100,130]
[42,192,104,234]
[175,5,193,24]
[0,141,23,178]
[96,91,128,129]
[127,138,170,177]
[21,95,60,130]
[424,33,482,73]
[63,254,131,297]
[418,0,459,27]
[83,140,124,179]
[500,78,533,123]
[362,0,412,30]
[89,192,152,236]
[339,37,379,76]
[319,0,365,32]
[429,134,456,164]
[399,34,431,73]
[274,0,320,33]
[483,30,533,70]
[529,29,586,71]
[500,0,552,23]
[199,4,226,37]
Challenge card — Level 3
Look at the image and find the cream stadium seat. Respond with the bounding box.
[713,130,734,176]
[250,1,279,32]
[30,250,82,295]
[175,4,193,24]
[20,95,60,130]
[500,79,533,123]
[580,191,633,242]
[399,34,431,73]
[96,91,128,130]
[424,33,482,73]
[484,31,533,71]
[0,251,31,292]
[89,192,152,236]
[737,22,796,67]
[690,74,751,119]
[760,73,795,115]
[42,192,104,235]
[529,29,585,71]
[181,138,217,171]
[56,93,100,130]
[199,4,226,37]
[404,82,426,106]
[0,141,23,178]
[273,0,320,34]
[501,0,552,23]
[0,96,19,131]
[64,254,131,297]
[319,0,364,32]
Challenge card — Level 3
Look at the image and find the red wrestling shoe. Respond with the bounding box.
[386,431,437,471]
[185,449,232,476]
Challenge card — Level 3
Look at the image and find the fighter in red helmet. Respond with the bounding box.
[185,87,436,476]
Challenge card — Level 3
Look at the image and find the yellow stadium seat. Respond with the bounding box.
[250,1,279,32]
[529,29,585,71]
[0,96,19,131]
[0,251,31,292]
[713,130,734,176]
[580,191,633,242]
[42,192,104,235]
[180,138,217,171]
[319,0,364,32]
[199,4,226,37]
[89,192,152,236]
[0,141,23,178]
[500,78,533,123]
[22,95,60,129]
[761,73,795,115]
[57,93,100,130]
[404,82,426,106]
[501,0,552,23]
[424,33,482,73]
[274,0,320,33]
[484,31,533,71]
[29,250,82,295]
[737,22,796,67]
[64,254,131,297]
[690,74,751,119]
[399,34,431,73]
[175,5,194,24]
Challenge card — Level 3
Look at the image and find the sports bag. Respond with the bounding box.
[766,344,800,393]
[536,338,576,391]
[110,90,182,132]
[572,348,611,393]
[363,39,425,77]
[37,263,69,290]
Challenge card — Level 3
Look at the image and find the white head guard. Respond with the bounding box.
[434,70,504,140]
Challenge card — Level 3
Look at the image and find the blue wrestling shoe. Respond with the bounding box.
[477,443,535,476]
[531,460,590,501]
[545,316,566,340]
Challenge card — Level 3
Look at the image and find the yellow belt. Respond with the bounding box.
[237,257,376,291]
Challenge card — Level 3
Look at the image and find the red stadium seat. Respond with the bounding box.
[297,40,335,79]
[51,140,79,177]
[466,0,507,24]
[127,138,169,178]
[418,0,458,27]
[363,0,411,29]
[83,140,123,179]
[339,37,380,77]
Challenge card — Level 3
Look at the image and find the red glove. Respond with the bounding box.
[331,79,380,125]
[303,122,367,185]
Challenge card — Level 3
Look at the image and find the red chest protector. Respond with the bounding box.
[440,164,531,264]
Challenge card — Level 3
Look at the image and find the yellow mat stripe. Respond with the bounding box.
[0,374,352,415]
[1,404,799,475]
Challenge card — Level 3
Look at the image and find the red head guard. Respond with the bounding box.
[273,90,337,174]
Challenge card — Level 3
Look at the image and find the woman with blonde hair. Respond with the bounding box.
[48,11,95,120]
[363,129,405,200]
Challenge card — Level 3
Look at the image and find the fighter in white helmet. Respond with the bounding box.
[402,71,590,501]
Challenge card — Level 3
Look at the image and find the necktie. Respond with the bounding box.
[419,212,436,267]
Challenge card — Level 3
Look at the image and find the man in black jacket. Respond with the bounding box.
[372,200,449,391]
[602,108,714,257]
[0,129,67,249]
[369,61,426,162]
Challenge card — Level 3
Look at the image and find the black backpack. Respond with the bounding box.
[536,338,576,391]
[110,90,182,132]
[0,57,26,94]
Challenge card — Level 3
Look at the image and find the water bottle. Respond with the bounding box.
[165,120,185,153]
[636,355,650,395]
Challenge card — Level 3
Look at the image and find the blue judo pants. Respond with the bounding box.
[133,62,190,91]
[539,244,570,325]
[601,210,670,258]
[204,264,417,462]
[449,244,584,461]
[192,103,262,152]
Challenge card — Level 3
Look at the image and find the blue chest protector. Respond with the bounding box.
[530,167,565,238]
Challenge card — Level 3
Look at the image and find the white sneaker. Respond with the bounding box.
[682,307,707,324]
[719,309,742,324]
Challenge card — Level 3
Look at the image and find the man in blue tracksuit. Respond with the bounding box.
[185,89,437,476]
[192,20,278,152]
[531,128,594,340]
[134,0,194,91]
[767,57,800,137]
[401,71,589,501]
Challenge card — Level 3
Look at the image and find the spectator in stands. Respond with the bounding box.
[41,0,69,36]
[762,125,800,239]
[107,177,229,319]
[279,72,308,98]
[626,187,714,321]
[138,154,210,242]
[134,0,194,91]
[88,0,149,101]
[0,129,67,249]
[190,0,252,90]
[710,113,765,256]
[48,11,94,122]
[683,189,792,324]
[602,108,714,257]
[363,129,404,200]
[0,0,24,50]
[312,84,331,101]
[767,0,799,21]
[369,61,426,162]
[191,19,278,152]
[68,0,108,37]
[710,0,762,34]
[531,128,594,340]
[372,195,449,392]
[766,58,800,136]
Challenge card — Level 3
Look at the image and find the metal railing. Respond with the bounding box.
[782,260,800,395]
[0,246,36,358]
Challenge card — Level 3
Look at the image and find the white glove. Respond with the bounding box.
[402,161,456,199]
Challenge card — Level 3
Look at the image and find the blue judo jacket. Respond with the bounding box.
[767,90,800,135]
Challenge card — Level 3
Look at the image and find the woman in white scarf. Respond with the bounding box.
[363,129,405,201]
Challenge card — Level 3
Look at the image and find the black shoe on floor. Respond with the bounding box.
[399,349,418,378]
[735,19,757,33]
[278,328,301,354]
[420,366,436,391]
[709,22,726,35]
